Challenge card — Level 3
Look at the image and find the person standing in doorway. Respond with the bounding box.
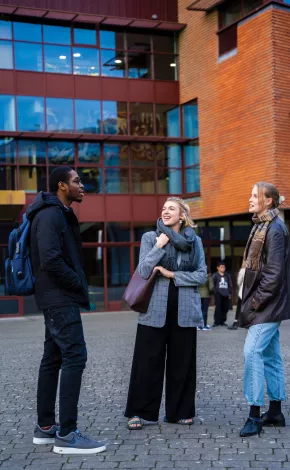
[228,261,246,330]
[198,268,213,330]
[212,261,232,327]
[28,166,106,455]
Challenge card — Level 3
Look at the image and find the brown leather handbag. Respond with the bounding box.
[122,268,158,313]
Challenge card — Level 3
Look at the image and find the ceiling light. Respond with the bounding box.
[170,63,176,67]
[91,66,96,70]
[73,53,81,58]
[115,59,122,64]
[59,55,67,60]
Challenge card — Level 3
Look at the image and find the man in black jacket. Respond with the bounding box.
[212,261,232,327]
[28,166,106,455]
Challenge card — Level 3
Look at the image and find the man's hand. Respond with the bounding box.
[153,266,174,279]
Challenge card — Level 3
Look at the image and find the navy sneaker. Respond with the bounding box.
[53,429,106,455]
[33,424,59,445]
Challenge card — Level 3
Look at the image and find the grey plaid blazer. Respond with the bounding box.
[137,231,207,328]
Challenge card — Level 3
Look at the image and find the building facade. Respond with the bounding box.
[0,0,201,315]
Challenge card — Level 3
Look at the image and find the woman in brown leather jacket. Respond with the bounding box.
[239,182,290,438]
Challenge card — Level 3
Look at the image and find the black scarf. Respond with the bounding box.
[156,218,199,272]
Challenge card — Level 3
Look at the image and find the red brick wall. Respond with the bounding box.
[178,4,290,219]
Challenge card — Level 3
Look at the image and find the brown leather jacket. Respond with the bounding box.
[240,217,290,328]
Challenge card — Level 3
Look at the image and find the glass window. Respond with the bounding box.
[105,168,129,193]
[44,45,72,74]
[154,54,177,81]
[220,0,242,28]
[128,51,151,79]
[101,49,125,77]
[78,167,102,193]
[48,141,75,165]
[74,27,97,45]
[19,167,47,193]
[73,47,99,76]
[0,138,16,164]
[107,246,130,301]
[46,98,74,133]
[153,34,176,54]
[0,166,16,190]
[75,99,101,134]
[0,95,15,131]
[209,221,230,241]
[156,104,180,137]
[78,142,100,164]
[183,101,199,138]
[17,96,45,132]
[18,140,46,165]
[185,144,199,166]
[43,25,71,45]
[102,101,127,135]
[244,0,263,13]
[131,143,155,166]
[0,20,12,40]
[127,33,151,52]
[104,143,129,166]
[14,22,42,42]
[83,247,105,311]
[132,168,155,194]
[130,103,154,136]
[185,167,200,193]
[107,222,131,242]
[100,30,124,49]
[156,144,181,167]
[157,168,182,194]
[0,41,13,69]
[134,222,156,241]
[14,42,43,72]
[232,221,252,240]
[80,222,104,242]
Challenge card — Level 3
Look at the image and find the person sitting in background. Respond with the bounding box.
[228,261,246,330]
[212,261,232,327]
[198,268,214,330]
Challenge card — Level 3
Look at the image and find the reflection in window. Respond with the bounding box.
[102,101,127,135]
[105,168,129,193]
[183,101,198,138]
[101,49,125,77]
[82,247,105,311]
[0,20,12,40]
[128,52,151,79]
[185,167,200,193]
[130,103,154,136]
[17,96,45,132]
[78,142,100,164]
[132,168,155,194]
[43,25,71,44]
[44,45,72,74]
[134,222,156,241]
[154,54,178,81]
[15,42,43,72]
[0,138,16,164]
[0,41,13,69]
[19,167,47,193]
[80,222,104,242]
[73,48,99,75]
[46,98,74,133]
[131,143,155,166]
[153,34,175,53]
[157,168,182,194]
[127,33,151,52]
[78,168,102,193]
[104,143,128,166]
[0,166,16,190]
[48,141,74,165]
[18,140,46,165]
[100,30,124,49]
[157,144,181,168]
[0,95,15,131]
[14,22,42,42]
[74,27,97,45]
[107,223,130,242]
[156,104,180,137]
[185,144,199,166]
[107,246,130,298]
[75,99,101,134]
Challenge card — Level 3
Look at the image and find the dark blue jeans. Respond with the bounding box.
[201,297,210,326]
[37,306,87,437]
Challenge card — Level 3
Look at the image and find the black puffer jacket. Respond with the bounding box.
[240,217,290,328]
[27,192,90,311]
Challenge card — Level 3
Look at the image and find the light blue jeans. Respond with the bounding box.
[244,322,286,406]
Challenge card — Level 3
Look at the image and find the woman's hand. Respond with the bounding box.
[156,233,169,249]
[153,266,174,279]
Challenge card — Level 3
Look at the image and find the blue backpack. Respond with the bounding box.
[5,213,35,296]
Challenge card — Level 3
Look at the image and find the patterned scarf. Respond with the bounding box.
[243,208,279,271]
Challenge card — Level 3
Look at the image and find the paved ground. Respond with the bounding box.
[1,309,290,470]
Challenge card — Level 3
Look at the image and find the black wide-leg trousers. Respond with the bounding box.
[125,281,197,423]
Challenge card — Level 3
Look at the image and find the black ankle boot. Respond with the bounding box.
[239,417,263,437]
[261,411,285,427]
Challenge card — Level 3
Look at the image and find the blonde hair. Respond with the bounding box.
[166,196,195,228]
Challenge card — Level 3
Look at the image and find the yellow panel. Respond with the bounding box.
[0,191,26,205]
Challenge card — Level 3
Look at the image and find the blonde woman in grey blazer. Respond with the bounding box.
[125,197,207,430]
